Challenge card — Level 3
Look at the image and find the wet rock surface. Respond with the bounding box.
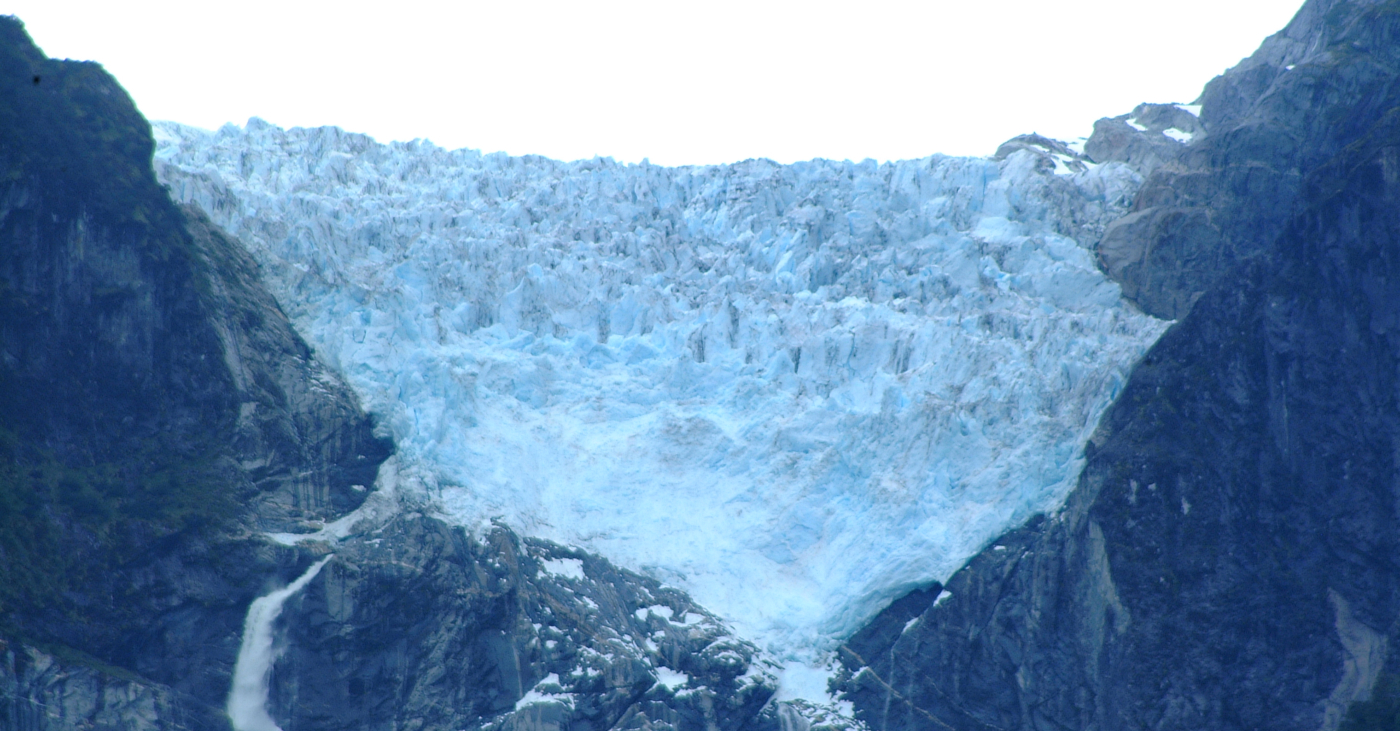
[1,639,185,731]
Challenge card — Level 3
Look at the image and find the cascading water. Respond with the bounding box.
[227,556,333,731]
[777,703,812,731]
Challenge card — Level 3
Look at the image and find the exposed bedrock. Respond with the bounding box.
[836,2,1400,728]
[0,21,779,731]
[1088,0,1400,320]
[265,516,776,731]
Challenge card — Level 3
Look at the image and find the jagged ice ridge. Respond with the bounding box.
[154,119,1169,659]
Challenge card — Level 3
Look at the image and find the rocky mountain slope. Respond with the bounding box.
[835,1,1400,729]
[0,14,387,728]
[11,0,1400,727]
[1093,0,1400,321]
[0,16,776,731]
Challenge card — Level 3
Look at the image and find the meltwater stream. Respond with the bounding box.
[228,556,333,731]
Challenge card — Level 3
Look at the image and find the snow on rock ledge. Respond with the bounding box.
[153,119,1168,658]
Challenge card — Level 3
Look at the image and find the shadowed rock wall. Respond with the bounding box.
[0,14,389,729]
[0,16,778,731]
[1091,0,1400,320]
[836,2,1400,729]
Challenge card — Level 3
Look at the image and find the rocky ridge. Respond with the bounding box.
[270,513,776,731]
[0,15,777,731]
[835,1,1400,729]
[1094,0,1400,320]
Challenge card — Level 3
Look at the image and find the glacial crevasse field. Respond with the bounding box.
[154,119,1168,661]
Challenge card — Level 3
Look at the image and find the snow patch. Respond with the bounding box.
[774,661,836,704]
[540,557,586,581]
[655,666,689,690]
[1051,152,1094,176]
[636,605,675,621]
[770,657,862,728]
[1162,128,1194,144]
[515,673,574,710]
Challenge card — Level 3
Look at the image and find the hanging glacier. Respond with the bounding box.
[153,119,1169,659]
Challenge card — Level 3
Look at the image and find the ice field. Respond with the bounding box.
[155,119,1168,658]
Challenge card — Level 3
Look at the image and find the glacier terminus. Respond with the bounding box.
[153,119,1170,670]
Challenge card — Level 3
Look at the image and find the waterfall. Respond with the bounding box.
[227,556,333,731]
[776,703,811,731]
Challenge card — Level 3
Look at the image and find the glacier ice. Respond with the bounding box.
[154,118,1168,658]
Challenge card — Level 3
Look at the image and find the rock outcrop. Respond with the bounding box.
[836,1,1400,729]
[1,639,185,731]
[0,17,777,731]
[1082,102,1204,178]
[270,517,775,731]
[1090,0,1400,320]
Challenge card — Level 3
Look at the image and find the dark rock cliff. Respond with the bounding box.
[269,517,775,731]
[0,17,777,731]
[0,13,392,729]
[836,1,1400,729]
[1092,0,1400,320]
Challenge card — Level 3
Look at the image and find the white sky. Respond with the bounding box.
[8,0,1303,165]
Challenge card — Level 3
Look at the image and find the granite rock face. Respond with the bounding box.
[1,639,187,731]
[269,516,776,731]
[177,204,393,530]
[1091,0,1400,320]
[0,13,387,725]
[1083,102,1204,178]
[835,2,1400,729]
[0,22,387,539]
[0,17,777,731]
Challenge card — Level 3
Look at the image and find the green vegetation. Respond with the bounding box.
[0,423,239,623]
[0,18,254,632]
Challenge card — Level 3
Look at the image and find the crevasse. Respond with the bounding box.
[155,119,1168,658]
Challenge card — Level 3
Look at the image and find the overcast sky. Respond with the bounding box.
[10,0,1304,165]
